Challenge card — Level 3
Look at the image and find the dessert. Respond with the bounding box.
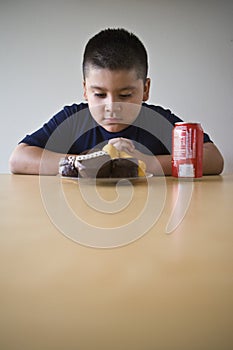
[111,158,138,178]
[59,157,79,177]
[59,145,146,178]
[75,151,112,178]
[102,144,146,176]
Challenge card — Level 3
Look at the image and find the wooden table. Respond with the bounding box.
[0,174,233,350]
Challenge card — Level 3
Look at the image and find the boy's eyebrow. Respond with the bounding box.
[90,85,137,91]
[89,85,105,90]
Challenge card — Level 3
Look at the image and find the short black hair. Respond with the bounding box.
[82,28,148,82]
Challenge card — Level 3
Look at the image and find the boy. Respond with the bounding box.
[9,28,224,175]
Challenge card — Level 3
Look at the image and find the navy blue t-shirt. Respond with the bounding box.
[20,102,212,155]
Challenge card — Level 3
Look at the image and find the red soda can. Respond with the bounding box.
[172,122,203,178]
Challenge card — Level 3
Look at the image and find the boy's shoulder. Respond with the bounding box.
[63,102,88,116]
[143,102,174,117]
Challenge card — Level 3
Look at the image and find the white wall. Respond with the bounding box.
[1,0,233,173]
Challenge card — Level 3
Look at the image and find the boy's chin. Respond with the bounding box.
[101,123,128,133]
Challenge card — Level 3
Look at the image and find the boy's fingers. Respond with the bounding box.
[108,137,135,152]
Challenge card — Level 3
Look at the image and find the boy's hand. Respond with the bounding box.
[108,138,135,154]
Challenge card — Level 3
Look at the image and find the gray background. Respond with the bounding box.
[1,0,232,173]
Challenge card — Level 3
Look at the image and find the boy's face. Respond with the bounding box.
[83,67,150,132]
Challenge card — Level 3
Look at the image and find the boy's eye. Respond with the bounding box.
[93,92,132,99]
[94,93,106,98]
[119,94,132,98]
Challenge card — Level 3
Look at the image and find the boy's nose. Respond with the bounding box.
[104,101,122,113]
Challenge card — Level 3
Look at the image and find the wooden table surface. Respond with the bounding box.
[0,174,233,350]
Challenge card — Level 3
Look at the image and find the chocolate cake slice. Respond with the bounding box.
[111,158,138,178]
[59,157,79,177]
[75,151,111,178]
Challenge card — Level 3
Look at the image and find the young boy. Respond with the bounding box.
[9,28,224,176]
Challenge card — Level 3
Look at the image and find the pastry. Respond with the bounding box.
[59,145,146,178]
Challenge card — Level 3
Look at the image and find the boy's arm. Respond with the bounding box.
[9,143,66,175]
[202,142,224,175]
[10,141,224,177]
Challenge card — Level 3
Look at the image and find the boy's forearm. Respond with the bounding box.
[203,142,224,175]
[9,144,65,175]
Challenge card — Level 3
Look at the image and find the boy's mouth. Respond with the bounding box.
[104,118,121,122]
[103,116,123,124]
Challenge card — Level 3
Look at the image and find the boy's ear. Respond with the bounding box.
[143,78,151,101]
[83,81,88,100]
